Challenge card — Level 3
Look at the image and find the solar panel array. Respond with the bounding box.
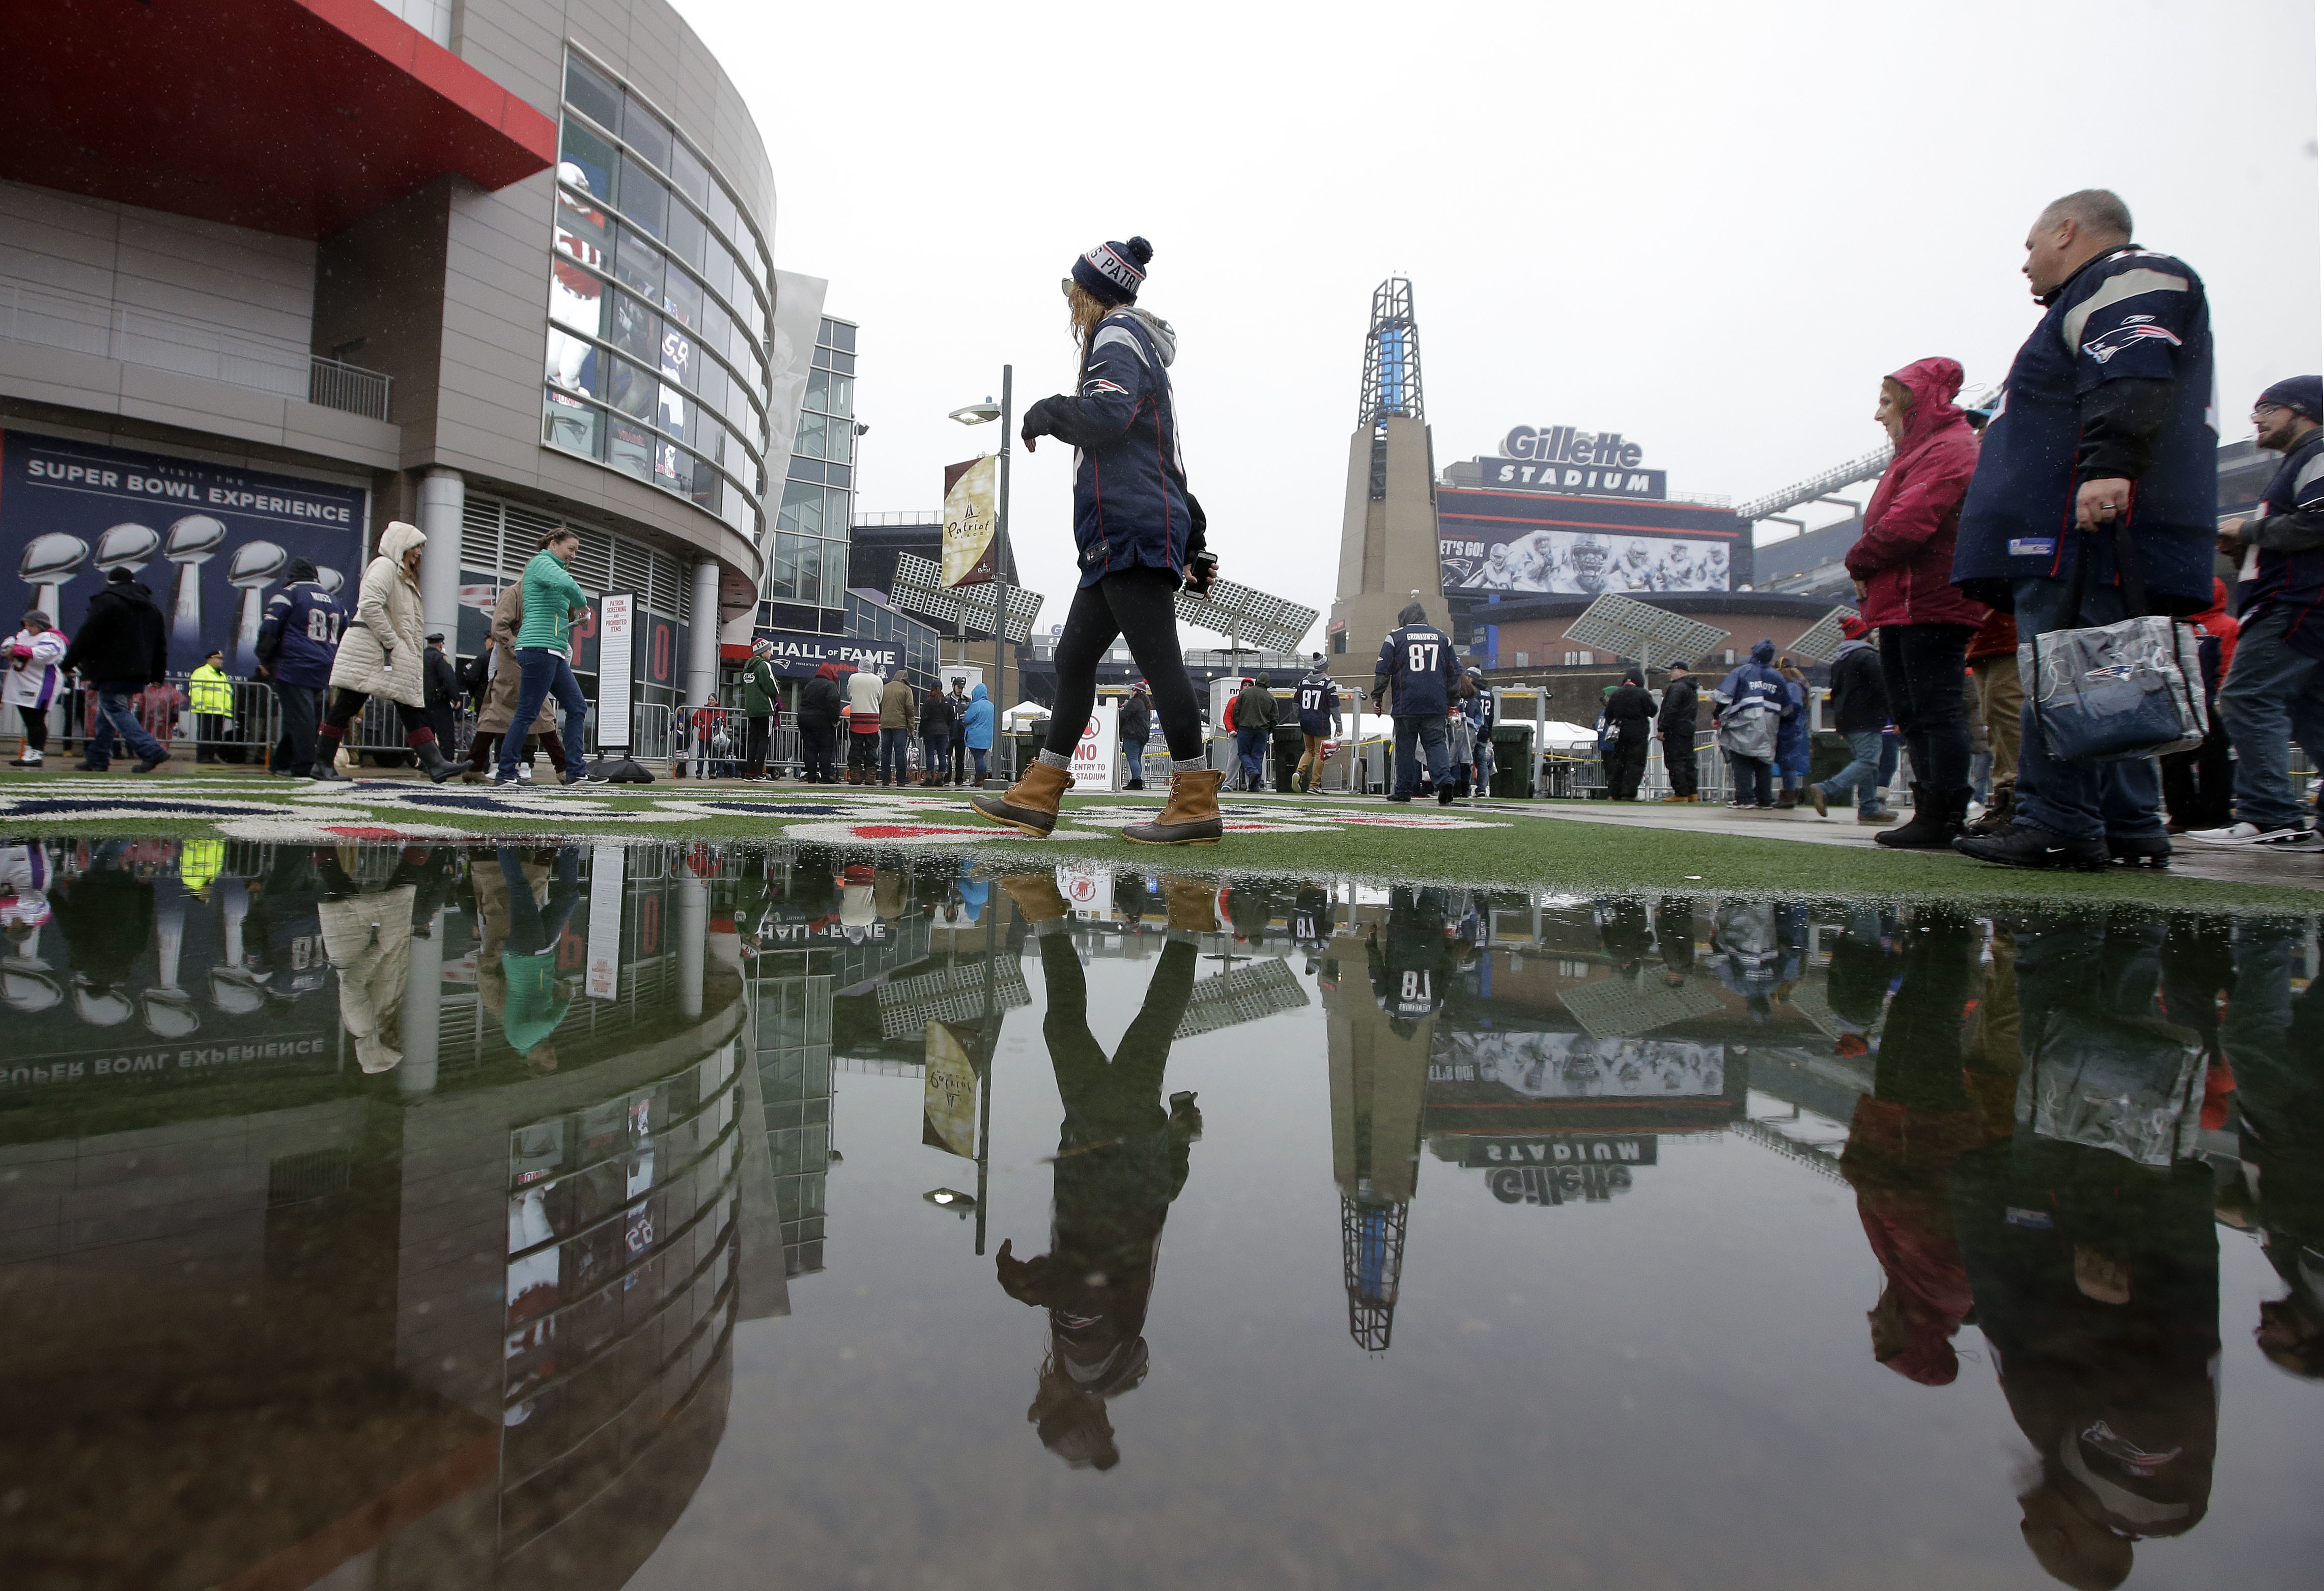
[875,956,1032,1040]
[1779,605,1858,665]
[1173,956,1311,1039]
[1174,578,1320,657]
[1563,592,1730,668]
[889,553,1044,644]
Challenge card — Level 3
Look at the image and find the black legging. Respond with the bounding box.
[1043,568,1202,762]
[1878,623,1973,802]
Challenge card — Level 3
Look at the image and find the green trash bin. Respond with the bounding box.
[1489,724,1534,798]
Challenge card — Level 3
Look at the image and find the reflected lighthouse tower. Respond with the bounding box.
[1321,914,1438,1354]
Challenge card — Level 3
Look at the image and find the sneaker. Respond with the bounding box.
[2185,821,2311,847]
[562,768,608,786]
[1953,823,2108,872]
[1809,784,1829,817]
[490,770,522,786]
[2107,833,2173,868]
[1437,786,1456,807]
[132,753,169,774]
[8,755,42,769]
[1385,793,1413,804]
[1858,809,1897,825]
[516,764,534,784]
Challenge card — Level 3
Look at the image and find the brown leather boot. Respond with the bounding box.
[970,758,1071,837]
[1162,874,1218,932]
[1122,768,1223,846]
[997,871,1070,924]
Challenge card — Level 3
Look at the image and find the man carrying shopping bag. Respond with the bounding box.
[1950,190,2217,871]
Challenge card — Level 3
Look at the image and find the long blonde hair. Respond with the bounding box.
[1066,282,1113,365]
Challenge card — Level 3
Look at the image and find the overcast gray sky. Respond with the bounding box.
[676,0,2320,650]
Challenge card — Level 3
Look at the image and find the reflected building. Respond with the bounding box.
[1321,888,1457,1352]
[0,839,772,1589]
[1423,893,1743,1209]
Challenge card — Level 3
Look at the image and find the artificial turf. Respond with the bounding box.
[2,770,2317,911]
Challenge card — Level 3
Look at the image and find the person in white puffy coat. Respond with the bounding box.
[4,611,68,768]
[316,521,456,783]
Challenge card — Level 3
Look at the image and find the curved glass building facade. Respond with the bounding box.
[544,47,772,543]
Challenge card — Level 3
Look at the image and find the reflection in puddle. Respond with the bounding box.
[1,838,2319,1588]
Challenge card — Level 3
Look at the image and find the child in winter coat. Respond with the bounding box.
[4,612,68,768]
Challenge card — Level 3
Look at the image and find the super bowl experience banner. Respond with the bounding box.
[2,431,366,675]
[1441,528,1729,595]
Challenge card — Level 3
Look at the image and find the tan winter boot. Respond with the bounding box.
[1162,874,1219,932]
[1123,768,1223,846]
[969,758,1071,837]
[997,871,1070,925]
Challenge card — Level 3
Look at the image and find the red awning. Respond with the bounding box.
[1,0,557,239]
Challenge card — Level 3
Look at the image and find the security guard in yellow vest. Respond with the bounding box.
[189,649,233,764]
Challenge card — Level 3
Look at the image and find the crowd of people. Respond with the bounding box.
[1572,190,2321,871]
[1,517,554,784]
[776,663,996,786]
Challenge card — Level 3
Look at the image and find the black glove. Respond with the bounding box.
[1021,394,1072,451]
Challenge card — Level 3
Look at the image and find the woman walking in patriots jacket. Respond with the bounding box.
[1844,358,1989,849]
[972,236,1223,845]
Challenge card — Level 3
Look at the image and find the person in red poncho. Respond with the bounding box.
[1846,357,1991,850]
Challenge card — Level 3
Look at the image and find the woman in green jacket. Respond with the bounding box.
[497,529,595,784]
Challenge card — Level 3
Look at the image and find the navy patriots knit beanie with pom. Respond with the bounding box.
[1072,237,1151,306]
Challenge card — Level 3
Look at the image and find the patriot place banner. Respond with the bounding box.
[941,455,999,588]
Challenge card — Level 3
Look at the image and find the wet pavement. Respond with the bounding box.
[2,838,2320,1590]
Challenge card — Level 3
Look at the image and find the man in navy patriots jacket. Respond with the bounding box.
[1952,190,2216,872]
[2194,377,2324,847]
[253,558,346,779]
[1372,600,1461,805]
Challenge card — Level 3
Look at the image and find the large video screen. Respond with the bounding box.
[1441,528,1729,595]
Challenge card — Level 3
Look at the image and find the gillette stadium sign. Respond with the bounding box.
[1476,427,1667,499]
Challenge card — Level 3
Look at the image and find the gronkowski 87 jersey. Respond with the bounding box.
[1375,623,1459,716]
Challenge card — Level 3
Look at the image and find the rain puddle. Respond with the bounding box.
[1,838,2317,1589]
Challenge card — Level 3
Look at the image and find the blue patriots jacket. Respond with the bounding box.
[1023,308,1199,588]
[1374,622,1459,716]
[1294,668,1341,736]
[255,578,347,689]
[1952,245,2217,615]
[2238,426,2324,661]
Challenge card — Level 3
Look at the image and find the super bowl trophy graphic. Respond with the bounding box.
[164,514,228,652]
[228,540,287,675]
[208,875,265,1016]
[93,522,160,583]
[141,889,201,1040]
[316,566,345,597]
[19,532,88,626]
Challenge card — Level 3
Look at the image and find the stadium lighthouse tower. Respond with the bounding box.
[1328,279,1446,686]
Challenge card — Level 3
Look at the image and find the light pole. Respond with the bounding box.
[948,366,1014,779]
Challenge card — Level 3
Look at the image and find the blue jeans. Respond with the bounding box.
[1392,714,1451,796]
[1235,726,1268,785]
[84,683,166,768]
[501,649,587,777]
[880,726,910,782]
[1123,735,1148,783]
[1821,728,1886,815]
[2218,602,2324,832]
[1879,728,1898,788]
[923,733,949,779]
[969,746,989,780]
[2011,576,2164,840]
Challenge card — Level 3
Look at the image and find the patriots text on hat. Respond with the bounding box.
[1070,236,1153,306]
